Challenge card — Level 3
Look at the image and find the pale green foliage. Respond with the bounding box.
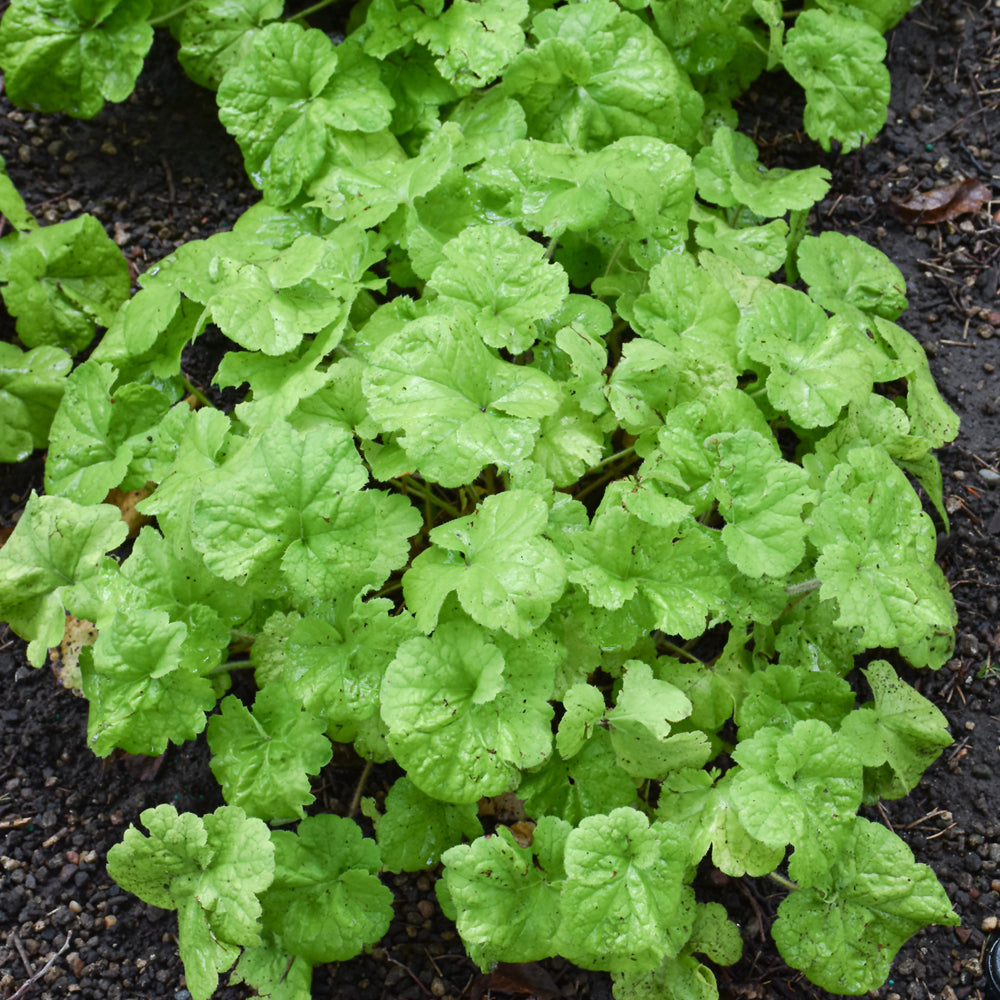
[107,804,275,1000]
[0,0,959,995]
[0,343,71,462]
[208,685,333,821]
[0,214,130,353]
[0,0,153,117]
[784,9,890,152]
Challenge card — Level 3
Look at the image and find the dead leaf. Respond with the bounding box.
[888,178,992,224]
[51,615,98,694]
[478,792,526,823]
[105,486,154,537]
[468,963,561,1000]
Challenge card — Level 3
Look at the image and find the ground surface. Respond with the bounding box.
[1,2,999,998]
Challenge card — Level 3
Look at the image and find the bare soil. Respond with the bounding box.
[1,2,999,998]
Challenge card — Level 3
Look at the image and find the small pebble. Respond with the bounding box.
[982,915,997,932]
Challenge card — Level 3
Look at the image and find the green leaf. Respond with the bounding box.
[0,0,153,118]
[177,0,283,90]
[520,726,638,826]
[203,232,373,356]
[445,88,527,167]
[261,815,393,965]
[381,618,556,803]
[797,231,907,319]
[783,9,890,152]
[363,311,563,486]
[606,660,698,778]
[557,808,689,972]
[427,224,568,353]
[738,285,875,428]
[0,342,72,462]
[693,127,829,215]
[230,933,313,1000]
[710,428,815,579]
[107,804,275,1000]
[477,140,614,236]
[612,900,743,1000]
[217,23,394,204]
[81,607,220,756]
[368,0,528,91]
[729,720,864,866]
[44,361,177,504]
[0,153,36,231]
[441,817,570,967]
[0,214,130,352]
[734,663,855,741]
[503,1,702,151]
[191,420,418,598]
[251,598,417,752]
[656,769,784,877]
[809,446,956,651]
[568,506,726,640]
[208,686,333,822]
[556,682,606,759]
[0,493,128,666]
[775,817,958,994]
[404,491,567,636]
[839,659,952,800]
[308,124,458,229]
[367,776,482,873]
[640,388,773,517]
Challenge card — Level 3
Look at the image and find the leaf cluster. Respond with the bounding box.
[0,0,962,998]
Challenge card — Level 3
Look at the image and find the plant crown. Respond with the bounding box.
[0,0,962,998]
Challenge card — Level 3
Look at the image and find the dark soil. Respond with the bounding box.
[1,3,999,999]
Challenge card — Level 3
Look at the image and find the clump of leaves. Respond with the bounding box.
[0,1,961,999]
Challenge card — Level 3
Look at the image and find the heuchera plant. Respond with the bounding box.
[0,0,962,998]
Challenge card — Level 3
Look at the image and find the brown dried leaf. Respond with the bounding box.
[51,615,98,693]
[105,486,154,537]
[467,963,561,1000]
[888,178,992,224]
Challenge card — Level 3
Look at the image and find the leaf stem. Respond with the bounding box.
[147,0,201,26]
[769,872,799,892]
[287,0,341,22]
[586,446,636,475]
[390,478,462,519]
[784,577,821,596]
[209,658,252,676]
[659,638,706,665]
[349,759,373,818]
[181,375,213,409]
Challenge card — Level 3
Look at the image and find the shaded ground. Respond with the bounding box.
[1,2,999,998]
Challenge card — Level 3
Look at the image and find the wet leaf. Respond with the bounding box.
[888,178,992,224]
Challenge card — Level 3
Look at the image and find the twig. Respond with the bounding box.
[6,934,71,1000]
[927,821,958,840]
[904,807,950,830]
[10,933,32,976]
[160,155,175,204]
[383,952,435,998]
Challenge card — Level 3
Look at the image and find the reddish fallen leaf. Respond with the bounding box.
[888,177,992,224]
[467,962,561,1000]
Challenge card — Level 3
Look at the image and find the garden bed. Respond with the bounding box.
[1,0,999,998]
